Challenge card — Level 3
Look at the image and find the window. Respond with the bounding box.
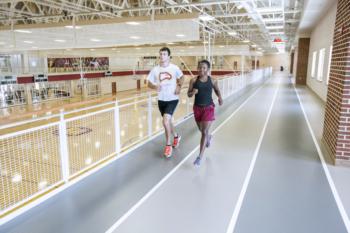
[311,51,317,78]
[326,46,333,85]
[317,48,325,81]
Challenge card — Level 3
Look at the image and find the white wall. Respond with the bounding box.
[260,53,290,71]
[306,3,337,101]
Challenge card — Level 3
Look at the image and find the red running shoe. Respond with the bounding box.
[164,145,173,158]
[172,135,181,148]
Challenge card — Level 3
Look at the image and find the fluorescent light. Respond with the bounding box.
[23,40,33,44]
[266,25,284,30]
[203,41,208,44]
[251,44,257,48]
[126,21,140,25]
[130,36,140,39]
[242,39,250,43]
[228,31,238,36]
[65,25,82,29]
[90,48,95,51]
[176,34,185,37]
[262,18,284,22]
[256,7,283,13]
[269,32,284,35]
[54,39,66,42]
[15,29,32,33]
[199,14,215,21]
[167,42,175,45]
[90,38,101,42]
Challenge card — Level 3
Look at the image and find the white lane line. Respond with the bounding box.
[294,85,350,233]
[226,77,280,233]
[105,79,271,233]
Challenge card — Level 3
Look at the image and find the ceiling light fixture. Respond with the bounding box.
[266,25,284,30]
[23,41,34,44]
[54,39,66,43]
[90,38,101,42]
[65,25,82,29]
[126,21,140,25]
[130,36,140,39]
[228,31,238,36]
[199,14,215,21]
[14,29,32,33]
[176,34,185,38]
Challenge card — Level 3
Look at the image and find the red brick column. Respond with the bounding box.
[296,38,310,85]
[323,0,350,166]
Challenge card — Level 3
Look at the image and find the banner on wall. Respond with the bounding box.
[47,57,109,72]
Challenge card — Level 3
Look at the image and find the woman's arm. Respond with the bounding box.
[213,79,223,105]
[187,78,198,97]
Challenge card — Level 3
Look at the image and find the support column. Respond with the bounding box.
[241,55,245,78]
[295,38,310,85]
[254,56,257,70]
[322,0,350,166]
[290,51,295,74]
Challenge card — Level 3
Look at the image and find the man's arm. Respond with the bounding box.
[147,69,161,91]
[175,75,184,95]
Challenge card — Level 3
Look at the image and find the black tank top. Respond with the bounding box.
[193,76,214,106]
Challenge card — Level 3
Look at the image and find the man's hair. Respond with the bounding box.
[198,59,211,69]
[159,47,171,56]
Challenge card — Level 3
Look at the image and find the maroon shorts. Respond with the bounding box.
[193,104,215,122]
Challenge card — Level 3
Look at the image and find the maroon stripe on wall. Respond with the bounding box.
[17,76,34,84]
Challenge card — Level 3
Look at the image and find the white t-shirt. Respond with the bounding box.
[147,63,183,101]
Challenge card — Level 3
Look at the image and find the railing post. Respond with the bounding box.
[59,109,70,183]
[114,100,121,154]
[147,92,153,137]
[186,95,190,115]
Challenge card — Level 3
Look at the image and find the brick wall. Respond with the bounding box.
[322,0,350,166]
[296,38,310,85]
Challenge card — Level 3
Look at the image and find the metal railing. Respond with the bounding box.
[0,67,272,217]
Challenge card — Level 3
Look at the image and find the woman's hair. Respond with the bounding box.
[198,59,211,69]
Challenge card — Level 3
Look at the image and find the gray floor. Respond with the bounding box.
[295,84,350,227]
[233,77,347,233]
[1,73,348,233]
[0,74,265,233]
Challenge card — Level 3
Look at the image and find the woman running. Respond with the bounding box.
[187,60,223,166]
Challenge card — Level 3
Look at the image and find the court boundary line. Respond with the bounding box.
[104,78,272,233]
[293,84,350,233]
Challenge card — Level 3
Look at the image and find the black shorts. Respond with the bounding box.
[158,100,179,116]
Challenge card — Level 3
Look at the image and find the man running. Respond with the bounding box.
[147,47,184,158]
